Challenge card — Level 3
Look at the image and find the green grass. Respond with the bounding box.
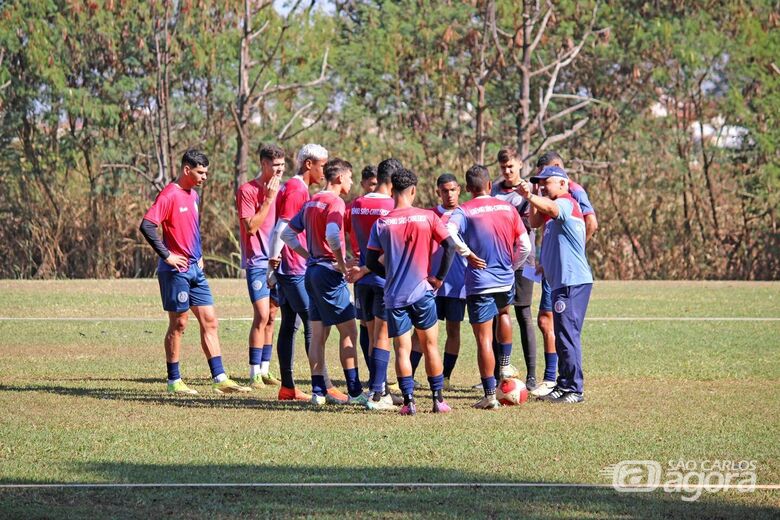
[0,280,778,518]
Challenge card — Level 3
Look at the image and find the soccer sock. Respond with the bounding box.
[481,376,497,397]
[410,351,423,377]
[443,353,458,378]
[344,367,363,398]
[249,346,262,378]
[544,352,558,382]
[311,375,326,397]
[499,343,512,368]
[359,324,370,369]
[260,343,273,375]
[398,375,415,404]
[370,348,390,394]
[208,356,227,382]
[166,361,181,383]
[428,373,444,402]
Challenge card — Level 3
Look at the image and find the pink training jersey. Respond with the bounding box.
[344,200,360,260]
[449,196,526,295]
[143,183,202,273]
[367,207,449,309]
[349,193,394,287]
[275,176,309,276]
[236,178,277,269]
[288,190,346,266]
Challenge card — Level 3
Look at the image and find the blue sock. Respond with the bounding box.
[428,373,444,392]
[398,375,415,397]
[311,375,326,397]
[249,347,262,366]
[166,362,180,381]
[544,352,558,381]
[207,356,225,378]
[344,368,363,397]
[261,344,273,363]
[410,351,423,376]
[370,348,391,394]
[481,376,497,396]
[499,343,512,367]
[359,325,370,369]
[443,353,458,378]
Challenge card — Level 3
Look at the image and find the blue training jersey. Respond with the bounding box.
[540,194,593,291]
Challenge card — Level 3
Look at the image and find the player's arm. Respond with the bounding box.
[584,214,598,241]
[365,248,386,278]
[325,222,348,275]
[241,176,281,236]
[269,218,290,268]
[445,221,486,269]
[517,178,558,225]
[280,210,309,259]
[139,218,188,270]
[428,236,457,290]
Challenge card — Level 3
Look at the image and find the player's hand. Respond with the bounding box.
[269,257,281,270]
[427,276,443,291]
[165,254,189,271]
[378,254,385,266]
[466,253,487,269]
[346,265,366,284]
[266,174,281,199]
[346,257,359,268]
[197,258,204,271]
[516,178,532,199]
[535,264,544,276]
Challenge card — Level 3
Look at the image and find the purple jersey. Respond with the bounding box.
[431,205,466,299]
[348,193,394,287]
[449,196,526,295]
[367,207,449,309]
[143,183,202,273]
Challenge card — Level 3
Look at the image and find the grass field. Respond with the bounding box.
[0,280,778,518]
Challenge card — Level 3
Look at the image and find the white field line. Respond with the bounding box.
[0,317,779,322]
[0,482,778,490]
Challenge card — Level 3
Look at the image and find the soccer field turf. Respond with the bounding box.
[0,280,778,518]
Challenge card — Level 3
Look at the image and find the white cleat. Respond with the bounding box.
[530,380,557,397]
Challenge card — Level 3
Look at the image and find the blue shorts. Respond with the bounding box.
[356,283,387,322]
[158,263,214,313]
[388,291,438,338]
[466,288,514,324]
[246,267,271,303]
[436,295,466,322]
[277,274,309,314]
[305,264,355,326]
[539,277,552,312]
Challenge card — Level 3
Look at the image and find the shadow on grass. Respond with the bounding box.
[0,463,777,519]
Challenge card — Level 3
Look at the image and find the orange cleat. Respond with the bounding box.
[278,386,311,402]
[325,386,349,404]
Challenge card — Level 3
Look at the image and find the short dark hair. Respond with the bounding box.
[465,164,490,191]
[497,148,519,164]
[391,168,417,193]
[536,150,564,169]
[181,149,209,169]
[377,158,403,185]
[361,165,378,182]
[324,158,352,182]
[258,143,285,161]
[437,173,458,187]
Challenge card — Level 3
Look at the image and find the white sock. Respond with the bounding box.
[167,378,182,386]
[213,373,227,383]
[249,364,262,379]
[260,361,270,376]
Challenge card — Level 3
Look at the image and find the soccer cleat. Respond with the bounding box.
[278,386,311,402]
[432,398,452,413]
[325,388,349,405]
[472,382,483,390]
[549,391,584,404]
[213,378,251,394]
[249,374,266,390]
[499,364,519,380]
[310,394,327,407]
[385,381,400,394]
[262,372,281,386]
[538,386,566,401]
[167,380,198,395]
[530,380,557,397]
[399,401,417,416]
[387,391,404,406]
[472,396,501,409]
[413,379,423,390]
[443,377,452,391]
[525,375,538,392]
[348,393,369,406]
[366,392,397,411]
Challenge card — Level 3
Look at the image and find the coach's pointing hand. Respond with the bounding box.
[516,178,532,199]
[164,253,189,271]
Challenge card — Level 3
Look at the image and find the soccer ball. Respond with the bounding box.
[496,378,528,406]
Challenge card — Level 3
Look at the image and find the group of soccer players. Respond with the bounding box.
[139,143,596,414]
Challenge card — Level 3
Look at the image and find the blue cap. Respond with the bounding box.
[530,165,568,183]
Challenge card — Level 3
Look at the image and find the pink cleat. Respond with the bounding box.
[399,401,417,416]
[432,399,452,413]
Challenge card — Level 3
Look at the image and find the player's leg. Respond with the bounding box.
[276,275,311,401]
[411,292,450,413]
[158,268,197,394]
[259,292,280,385]
[514,273,537,390]
[354,290,371,374]
[438,296,465,390]
[467,294,501,409]
[190,302,250,394]
[246,267,271,388]
[533,278,557,396]
[389,307,416,415]
[355,284,376,391]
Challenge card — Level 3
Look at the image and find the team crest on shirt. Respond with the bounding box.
[177,291,189,303]
[252,280,263,291]
[554,300,566,313]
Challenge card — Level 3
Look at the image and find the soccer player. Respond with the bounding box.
[139,149,249,395]
[517,165,593,403]
[346,159,399,410]
[531,151,598,397]
[430,173,467,390]
[491,148,538,390]
[366,168,457,415]
[448,165,531,409]
[268,143,342,401]
[282,158,365,406]
[236,144,285,389]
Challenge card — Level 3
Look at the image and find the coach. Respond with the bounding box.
[516,166,592,404]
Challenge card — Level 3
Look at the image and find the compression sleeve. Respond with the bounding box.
[435,237,456,280]
[139,218,170,260]
[366,249,386,278]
